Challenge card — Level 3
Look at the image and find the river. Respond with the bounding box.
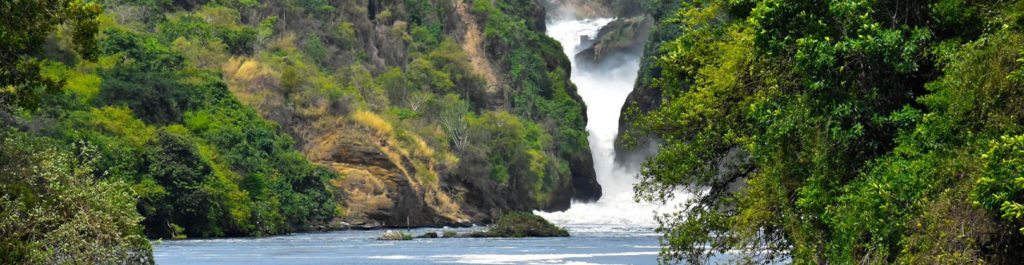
[154,225,662,264]
[154,16,681,265]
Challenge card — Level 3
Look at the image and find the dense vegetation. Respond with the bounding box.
[125,0,598,221]
[1,130,154,264]
[625,0,1024,263]
[3,0,338,244]
[613,0,682,162]
[2,2,151,262]
[197,0,597,221]
[472,0,594,202]
[2,0,599,261]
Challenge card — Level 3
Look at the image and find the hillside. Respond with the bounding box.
[619,0,1024,264]
[196,0,604,226]
[1,0,602,262]
[15,0,1024,264]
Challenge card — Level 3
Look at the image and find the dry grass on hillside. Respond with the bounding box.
[351,111,393,136]
[221,57,280,111]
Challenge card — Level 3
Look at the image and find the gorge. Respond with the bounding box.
[153,2,681,264]
[10,0,1024,263]
[536,17,669,228]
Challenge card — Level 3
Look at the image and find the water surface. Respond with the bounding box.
[154,225,662,264]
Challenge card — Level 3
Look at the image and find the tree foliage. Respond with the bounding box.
[1,0,101,111]
[2,0,600,255]
[629,0,1024,263]
[0,130,153,264]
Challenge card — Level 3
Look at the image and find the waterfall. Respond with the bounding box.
[536,18,681,229]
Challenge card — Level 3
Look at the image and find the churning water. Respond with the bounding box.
[536,19,684,230]
[154,226,664,265]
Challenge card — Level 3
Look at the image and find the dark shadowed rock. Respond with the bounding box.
[614,2,684,167]
[416,232,439,238]
[570,152,602,203]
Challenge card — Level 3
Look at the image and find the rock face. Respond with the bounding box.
[574,16,653,69]
[318,135,468,228]
[378,230,412,240]
[614,82,664,167]
[225,0,604,229]
[569,154,602,202]
[614,1,685,166]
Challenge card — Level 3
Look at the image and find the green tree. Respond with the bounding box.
[304,33,327,64]
[1,0,101,111]
[138,129,219,238]
[627,0,1024,263]
[0,130,153,264]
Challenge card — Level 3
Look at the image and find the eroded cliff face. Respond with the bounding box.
[574,16,652,70]
[534,0,662,168]
[221,0,601,227]
[614,0,684,166]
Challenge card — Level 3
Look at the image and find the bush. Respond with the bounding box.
[443,230,458,237]
[486,212,568,237]
[378,230,413,240]
[0,130,154,264]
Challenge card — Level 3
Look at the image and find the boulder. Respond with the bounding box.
[415,232,439,238]
[464,212,569,237]
[442,230,458,238]
[378,230,412,240]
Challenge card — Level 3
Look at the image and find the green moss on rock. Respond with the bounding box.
[473,212,569,237]
[378,230,413,240]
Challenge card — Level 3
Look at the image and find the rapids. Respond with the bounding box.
[536,18,684,229]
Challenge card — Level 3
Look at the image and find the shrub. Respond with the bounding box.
[378,230,413,240]
[488,212,568,237]
[0,130,154,264]
[443,230,458,237]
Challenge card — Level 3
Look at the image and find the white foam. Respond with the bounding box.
[367,255,417,260]
[562,262,628,265]
[432,252,659,264]
[369,251,659,264]
[538,19,688,230]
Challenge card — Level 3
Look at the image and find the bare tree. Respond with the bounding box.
[406,90,431,112]
[440,95,469,150]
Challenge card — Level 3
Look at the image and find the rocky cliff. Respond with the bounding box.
[573,16,652,70]
[539,0,662,167]
[215,0,602,227]
[613,0,684,166]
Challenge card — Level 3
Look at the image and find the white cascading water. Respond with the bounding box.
[536,18,682,229]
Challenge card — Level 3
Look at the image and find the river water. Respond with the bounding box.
[535,18,680,228]
[154,225,662,264]
[154,17,685,265]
